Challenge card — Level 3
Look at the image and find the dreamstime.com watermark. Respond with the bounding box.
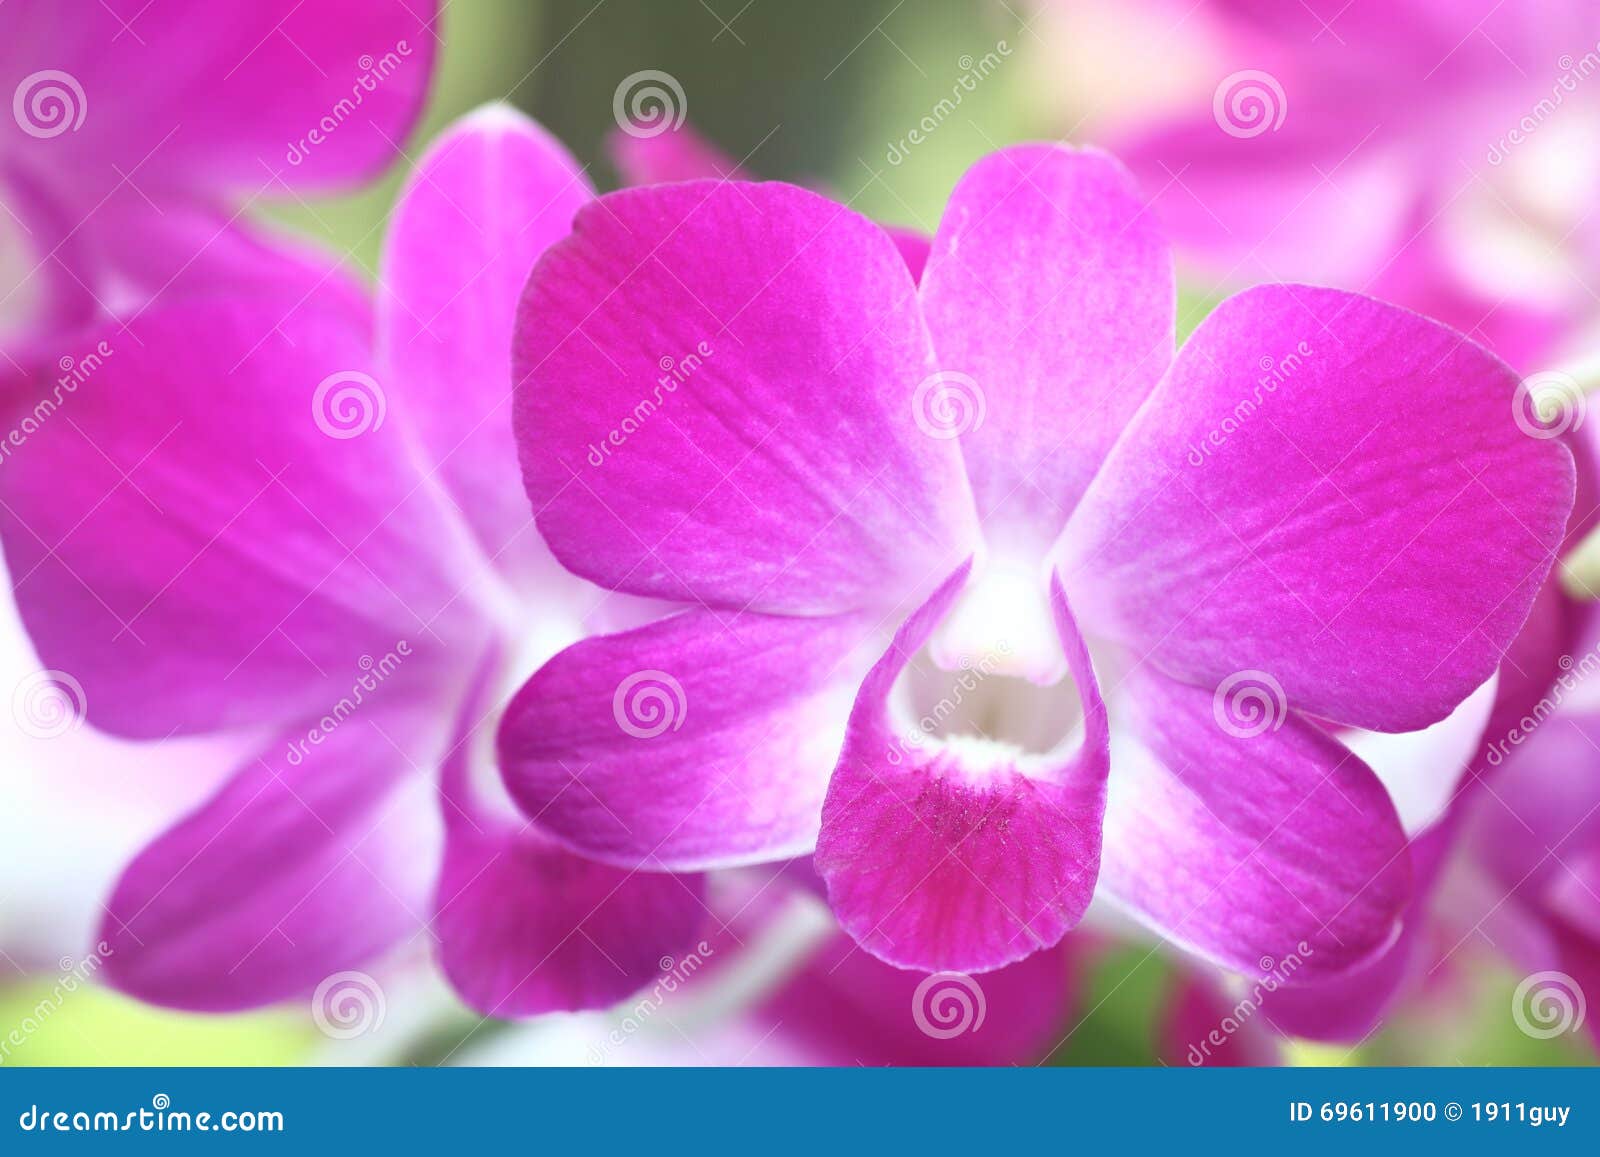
[313,369,386,439]
[1512,970,1586,1039]
[912,370,985,439]
[587,943,715,1063]
[1213,70,1286,138]
[0,340,114,466]
[613,669,687,739]
[1184,943,1313,1065]
[0,943,112,1065]
[1484,642,1600,766]
[912,972,986,1039]
[1212,669,1288,739]
[1488,44,1600,164]
[587,341,713,466]
[311,971,386,1039]
[286,42,415,166]
[12,69,86,138]
[10,668,87,739]
[612,70,687,138]
[284,642,411,765]
[886,647,1011,766]
[1186,341,1312,466]
[885,42,1012,165]
[17,1094,283,1134]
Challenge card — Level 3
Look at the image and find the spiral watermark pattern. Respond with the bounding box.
[613,70,687,138]
[1511,970,1586,1039]
[1512,370,1585,439]
[11,669,86,739]
[310,971,386,1039]
[1212,669,1287,738]
[912,370,985,439]
[911,972,986,1039]
[1213,70,1286,139]
[13,70,87,138]
[312,370,386,439]
[613,669,687,739]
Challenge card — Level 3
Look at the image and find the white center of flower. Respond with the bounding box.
[928,555,1067,685]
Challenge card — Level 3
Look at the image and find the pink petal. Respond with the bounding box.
[511,179,978,614]
[1160,967,1282,1067]
[379,104,594,588]
[1118,104,1411,288]
[434,741,707,1016]
[607,121,745,185]
[498,607,880,870]
[98,703,442,1011]
[4,0,437,195]
[815,565,1110,972]
[920,144,1173,553]
[1101,667,1410,981]
[0,295,484,737]
[757,931,1084,1066]
[1060,285,1575,732]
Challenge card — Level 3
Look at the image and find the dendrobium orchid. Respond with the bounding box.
[0,0,437,358]
[503,141,1575,980]
[0,106,707,1015]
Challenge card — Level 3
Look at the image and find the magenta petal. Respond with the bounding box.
[815,565,1110,972]
[435,739,706,1015]
[1101,667,1410,981]
[0,296,483,737]
[379,105,594,587]
[757,932,1083,1066]
[512,179,977,614]
[6,0,437,195]
[607,121,745,185]
[498,608,879,870]
[98,705,441,1011]
[921,145,1173,552]
[1119,104,1410,288]
[1160,967,1282,1067]
[1062,285,1575,732]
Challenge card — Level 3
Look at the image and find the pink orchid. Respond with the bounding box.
[1102,0,1600,367]
[0,0,437,358]
[0,106,711,1016]
[502,141,1575,981]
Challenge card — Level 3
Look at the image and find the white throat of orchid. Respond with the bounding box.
[895,555,1088,772]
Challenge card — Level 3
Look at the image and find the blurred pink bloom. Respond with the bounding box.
[0,106,711,1016]
[0,0,438,358]
[1103,0,1600,366]
[502,141,1572,980]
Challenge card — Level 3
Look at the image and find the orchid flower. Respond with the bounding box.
[0,0,437,357]
[0,106,711,1016]
[1092,0,1600,367]
[501,140,1575,984]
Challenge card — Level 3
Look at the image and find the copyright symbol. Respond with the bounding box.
[1445,1102,1462,1121]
